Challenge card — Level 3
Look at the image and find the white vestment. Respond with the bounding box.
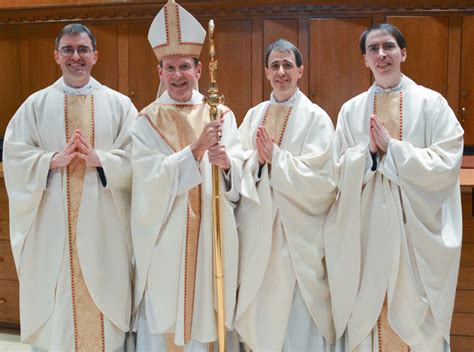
[235,90,337,351]
[3,77,137,350]
[325,75,463,351]
[131,90,243,350]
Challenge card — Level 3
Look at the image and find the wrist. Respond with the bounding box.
[49,153,59,169]
[190,143,203,161]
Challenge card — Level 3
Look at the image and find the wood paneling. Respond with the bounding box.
[463,218,474,243]
[19,24,62,101]
[128,21,158,111]
[0,28,21,136]
[88,23,119,91]
[461,242,474,266]
[0,241,16,281]
[0,221,8,241]
[458,266,474,290]
[0,279,19,324]
[309,18,372,124]
[452,312,474,336]
[298,18,309,96]
[460,16,474,145]
[462,192,472,218]
[451,335,474,352]
[251,19,264,106]
[387,16,449,97]
[200,20,253,125]
[263,19,298,101]
[446,15,462,121]
[455,289,474,313]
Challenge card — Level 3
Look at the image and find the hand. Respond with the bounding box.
[207,143,231,171]
[370,115,392,153]
[190,118,223,160]
[50,132,79,169]
[75,130,102,167]
[256,126,274,165]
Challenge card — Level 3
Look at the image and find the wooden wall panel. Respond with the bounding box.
[461,243,474,266]
[263,19,298,101]
[0,28,21,135]
[19,24,62,101]
[460,16,474,145]
[127,21,158,111]
[387,16,449,97]
[446,15,462,121]
[452,313,474,336]
[88,23,119,90]
[309,18,372,124]
[455,289,474,313]
[251,19,264,106]
[200,20,252,125]
[451,335,474,352]
[457,266,474,290]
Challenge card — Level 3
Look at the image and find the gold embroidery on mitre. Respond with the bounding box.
[65,95,105,351]
[152,1,203,61]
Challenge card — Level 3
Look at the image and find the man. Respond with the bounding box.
[235,39,337,351]
[3,24,137,350]
[131,1,243,350]
[325,23,463,351]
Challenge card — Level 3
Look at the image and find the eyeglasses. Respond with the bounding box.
[268,61,296,71]
[57,46,94,57]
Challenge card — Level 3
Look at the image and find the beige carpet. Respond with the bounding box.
[0,333,30,351]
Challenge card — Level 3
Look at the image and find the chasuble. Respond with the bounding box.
[325,75,463,351]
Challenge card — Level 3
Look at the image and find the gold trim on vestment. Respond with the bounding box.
[377,298,410,351]
[65,95,105,351]
[262,104,292,147]
[374,92,402,141]
[165,333,184,352]
[374,93,409,351]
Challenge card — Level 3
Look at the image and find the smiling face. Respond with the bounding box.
[159,57,202,102]
[265,50,303,102]
[363,29,407,89]
[54,32,98,88]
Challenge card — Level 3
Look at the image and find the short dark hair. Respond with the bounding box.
[264,39,302,68]
[359,23,406,55]
[158,57,200,68]
[55,23,97,51]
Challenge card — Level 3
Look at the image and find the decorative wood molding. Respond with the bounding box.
[0,1,473,25]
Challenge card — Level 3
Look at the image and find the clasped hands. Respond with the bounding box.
[191,118,231,171]
[50,129,101,169]
[369,114,392,154]
[256,126,274,166]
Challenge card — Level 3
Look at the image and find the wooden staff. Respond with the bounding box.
[204,19,226,352]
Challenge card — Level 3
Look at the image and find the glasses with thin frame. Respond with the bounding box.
[57,46,94,57]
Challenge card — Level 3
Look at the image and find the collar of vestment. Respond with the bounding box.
[54,77,101,96]
[264,89,300,147]
[270,88,299,106]
[141,89,214,153]
[159,89,204,105]
[369,74,415,94]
